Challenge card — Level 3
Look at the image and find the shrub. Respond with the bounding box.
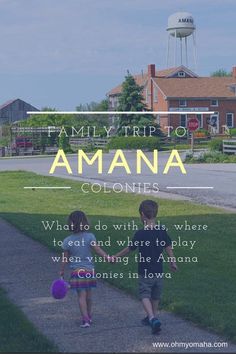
[209,138,223,152]
[230,128,236,136]
[185,151,236,163]
[194,129,210,138]
[108,136,160,150]
[58,135,71,152]
[0,137,10,147]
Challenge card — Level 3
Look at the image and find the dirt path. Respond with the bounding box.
[0,217,235,353]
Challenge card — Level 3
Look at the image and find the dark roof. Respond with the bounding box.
[0,98,39,111]
[0,99,18,110]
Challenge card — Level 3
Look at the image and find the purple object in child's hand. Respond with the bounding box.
[51,279,68,299]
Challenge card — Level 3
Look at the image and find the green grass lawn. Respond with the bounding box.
[0,287,57,352]
[161,143,209,151]
[0,171,236,342]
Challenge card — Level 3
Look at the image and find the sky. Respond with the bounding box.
[0,0,235,110]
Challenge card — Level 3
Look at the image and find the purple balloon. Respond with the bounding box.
[51,279,68,299]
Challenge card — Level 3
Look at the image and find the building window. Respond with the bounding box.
[178,71,186,77]
[180,114,187,127]
[154,87,158,103]
[110,96,119,109]
[109,97,115,108]
[179,99,187,107]
[196,114,203,128]
[226,113,234,128]
[211,99,218,107]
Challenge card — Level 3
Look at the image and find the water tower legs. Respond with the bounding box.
[192,31,197,72]
[185,37,188,67]
[166,34,170,67]
[166,32,197,70]
[174,29,177,66]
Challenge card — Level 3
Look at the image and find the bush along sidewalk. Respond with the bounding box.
[209,138,223,152]
[108,136,160,150]
[185,150,236,163]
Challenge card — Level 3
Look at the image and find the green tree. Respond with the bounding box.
[76,99,108,112]
[58,134,70,152]
[117,73,161,136]
[211,69,232,77]
[75,99,109,126]
[22,100,109,128]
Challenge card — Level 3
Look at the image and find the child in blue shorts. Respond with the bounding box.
[114,200,178,334]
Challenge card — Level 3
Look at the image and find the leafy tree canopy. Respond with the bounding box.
[117,73,162,136]
[20,99,109,128]
[211,69,232,77]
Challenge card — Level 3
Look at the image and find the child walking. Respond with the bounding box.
[60,210,110,328]
[114,200,177,334]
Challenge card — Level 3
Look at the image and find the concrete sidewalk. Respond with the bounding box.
[0,217,235,353]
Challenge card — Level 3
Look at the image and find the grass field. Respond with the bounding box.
[0,287,57,352]
[161,143,209,151]
[0,171,236,342]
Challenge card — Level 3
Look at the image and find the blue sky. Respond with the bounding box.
[0,0,235,109]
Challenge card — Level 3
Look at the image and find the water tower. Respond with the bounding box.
[166,12,197,70]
